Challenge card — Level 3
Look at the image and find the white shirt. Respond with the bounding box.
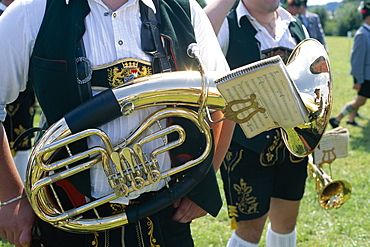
[217,2,309,55]
[0,0,229,204]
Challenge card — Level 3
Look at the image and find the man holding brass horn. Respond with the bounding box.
[205,0,310,246]
[0,0,234,246]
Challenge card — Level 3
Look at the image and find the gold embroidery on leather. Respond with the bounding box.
[228,205,239,218]
[260,130,284,166]
[92,232,99,247]
[29,105,36,116]
[234,178,258,215]
[110,203,126,214]
[228,205,239,230]
[6,103,21,116]
[146,217,160,247]
[107,61,152,88]
[261,47,293,63]
[14,125,26,136]
[289,152,306,163]
[9,141,16,157]
[224,149,244,172]
[14,125,30,148]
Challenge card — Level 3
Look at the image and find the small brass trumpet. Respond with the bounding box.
[308,161,352,209]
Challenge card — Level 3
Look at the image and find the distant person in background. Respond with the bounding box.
[0,0,37,183]
[330,0,370,128]
[298,0,327,51]
[287,0,301,16]
[314,88,321,105]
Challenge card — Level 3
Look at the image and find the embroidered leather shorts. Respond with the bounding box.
[220,140,308,221]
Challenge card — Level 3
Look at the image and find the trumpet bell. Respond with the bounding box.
[308,161,352,209]
[283,39,332,157]
[319,179,352,209]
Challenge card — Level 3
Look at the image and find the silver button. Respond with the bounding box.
[266,135,270,139]
[113,13,117,18]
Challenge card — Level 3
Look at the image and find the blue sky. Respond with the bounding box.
[307,0,342,6]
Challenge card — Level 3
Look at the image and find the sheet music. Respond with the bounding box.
[215,56,307,138]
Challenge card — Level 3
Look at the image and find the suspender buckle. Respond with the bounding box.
[76,56,93,85]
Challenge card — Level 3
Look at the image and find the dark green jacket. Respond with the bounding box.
[226,9,306,153]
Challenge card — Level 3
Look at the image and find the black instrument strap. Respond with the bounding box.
[75,40,93,103]
[139,0,172,73]
[12,127,44,150]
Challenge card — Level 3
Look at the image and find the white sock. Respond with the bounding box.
[266,223,296,247]
[226,231,258,247]
[340,102,355,116]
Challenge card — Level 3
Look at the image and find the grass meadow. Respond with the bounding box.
[1,36,369,246]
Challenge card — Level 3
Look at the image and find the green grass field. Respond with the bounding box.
[1,36,369,246]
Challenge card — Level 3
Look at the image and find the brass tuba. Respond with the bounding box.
[25,39,332,233]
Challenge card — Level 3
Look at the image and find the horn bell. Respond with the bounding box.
[283,39,332,157]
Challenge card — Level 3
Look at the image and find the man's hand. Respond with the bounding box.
[0,197,35,247]
[171,196,207,223]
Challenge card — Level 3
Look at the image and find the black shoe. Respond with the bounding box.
[346,121,363,127]
[356,112,365,119]
[329,117,339,128]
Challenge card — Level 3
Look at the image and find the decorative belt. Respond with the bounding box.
[91,58,153,88]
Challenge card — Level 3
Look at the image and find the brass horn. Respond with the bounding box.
[283,39,332,157]
[308,161,352,209]
[25,39,332,233]
[26,67,227,233]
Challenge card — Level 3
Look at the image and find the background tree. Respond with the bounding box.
[335,1,363,36]
[309,6,328,29]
